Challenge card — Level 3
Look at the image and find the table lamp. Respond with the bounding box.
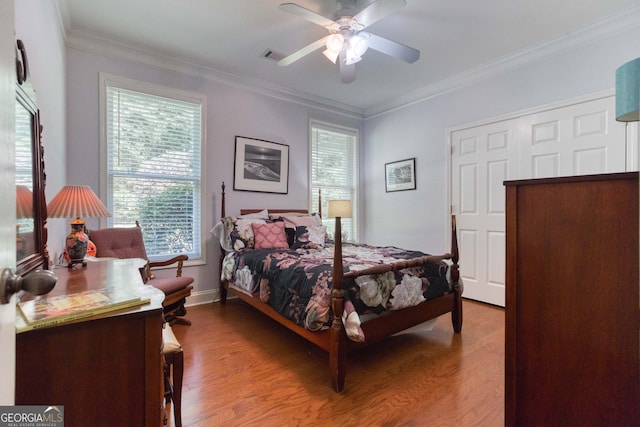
[327,199,352,244]
[327,199,353,273]
[47,185,111,268]
[615,57,640,123]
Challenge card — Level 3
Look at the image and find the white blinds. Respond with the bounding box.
[105,85,203,260]
[310,121,358,242]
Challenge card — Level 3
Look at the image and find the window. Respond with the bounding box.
[100,74,205,261]
[310,120,358,242]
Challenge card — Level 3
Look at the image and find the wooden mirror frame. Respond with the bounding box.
[15,39,48,276]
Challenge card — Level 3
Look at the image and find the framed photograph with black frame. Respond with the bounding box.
[234,136,289,194]
[385,158,416,192]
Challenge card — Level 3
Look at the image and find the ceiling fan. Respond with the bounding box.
[277,0,420,83]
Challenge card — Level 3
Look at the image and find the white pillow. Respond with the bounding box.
[239,209,269,219]
[270,211,307,218]
[308,225,327,247]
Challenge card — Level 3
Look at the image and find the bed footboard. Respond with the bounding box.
[217,182,462,392]
[219,182,228,304]
[451,215,462,333]
[329,214,462,392]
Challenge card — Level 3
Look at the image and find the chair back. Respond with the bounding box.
[89,227,148,260]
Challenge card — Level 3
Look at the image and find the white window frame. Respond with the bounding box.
[99,73,206,264]
[309,119,359,242]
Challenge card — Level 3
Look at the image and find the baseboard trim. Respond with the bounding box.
[185,289,218,307]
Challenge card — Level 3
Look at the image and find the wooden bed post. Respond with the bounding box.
[330,214,347,392]
[219,182,228,304]
[450,215,462,333]
[214,185,461,391]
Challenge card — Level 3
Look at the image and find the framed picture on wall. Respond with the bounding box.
[385,158,416,192]
[233,136,289,194]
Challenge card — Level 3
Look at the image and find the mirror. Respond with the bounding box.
[16,99,35,260]
[15,39,48,275]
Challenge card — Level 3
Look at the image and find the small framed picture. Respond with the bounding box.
[234,136,289,194]
[385,158,416,192]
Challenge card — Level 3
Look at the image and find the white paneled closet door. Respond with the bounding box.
[451,94,629,307]
[521,96,626,178]
[451,118,522,307]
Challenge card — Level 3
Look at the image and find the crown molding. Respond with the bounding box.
[58,2,640,120]
[63,28,365,120]
[364,3,640,118]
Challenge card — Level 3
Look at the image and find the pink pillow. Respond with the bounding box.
[251,222,289,249]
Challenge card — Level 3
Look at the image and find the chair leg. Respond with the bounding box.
[165,311,192,326]
[171,317,192,326]
[164,301,192,326]
[163,354,173,404]
[172,351,184,427]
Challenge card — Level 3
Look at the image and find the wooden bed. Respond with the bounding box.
[217,183,463,392]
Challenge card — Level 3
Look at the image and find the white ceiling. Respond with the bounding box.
[57,0,640,115]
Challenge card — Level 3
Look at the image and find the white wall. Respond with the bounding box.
[362,25,640,255]
[0,0,16,405]
[65,46,362,303]
[16,1,640,302]
[15,0,67,263]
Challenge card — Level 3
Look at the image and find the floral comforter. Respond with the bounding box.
[221,243,452,342]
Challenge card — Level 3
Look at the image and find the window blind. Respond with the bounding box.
[310,121,358,242]
[104,83,203,260]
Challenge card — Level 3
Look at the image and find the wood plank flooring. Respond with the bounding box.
[168,298,504,427]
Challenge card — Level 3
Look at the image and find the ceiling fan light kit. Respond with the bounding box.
[323,33,344,63]
[277,0,420,83]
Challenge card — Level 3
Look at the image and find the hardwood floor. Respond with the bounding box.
[168,298,504,427]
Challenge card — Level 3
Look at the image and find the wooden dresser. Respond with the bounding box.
[15,258,165,427]
[504,172,639,426]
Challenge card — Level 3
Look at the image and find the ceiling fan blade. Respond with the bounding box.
[278,36,329,66]
[339,51,356,83]
[279,3,338,29]
[352,0,406,29]
[364,32,420,63]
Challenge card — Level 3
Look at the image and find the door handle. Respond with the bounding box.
[0,268,57,304]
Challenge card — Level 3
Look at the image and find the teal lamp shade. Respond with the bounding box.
[615,57,640,122]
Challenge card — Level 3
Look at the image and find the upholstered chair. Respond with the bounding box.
[88,225,194,325]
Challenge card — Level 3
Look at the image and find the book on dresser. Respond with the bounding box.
[17,287,150,332]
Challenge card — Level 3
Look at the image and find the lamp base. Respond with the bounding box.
[66,259,87,269]
[65,218,88,269]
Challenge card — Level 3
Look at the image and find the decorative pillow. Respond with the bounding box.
[229,218,268,251]
[210,217,236,252]
[240,209,269,219]
[292,225,326,249]
[282,213,322,230]
[284,227,296,248]
[269,212,316,219]
[310,212,322,224]
[269,212,307,219]
[251,221,289,250]
[268,213,322,247]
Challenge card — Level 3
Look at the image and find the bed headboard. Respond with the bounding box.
[221,181,322,219]
[240,209,309,216]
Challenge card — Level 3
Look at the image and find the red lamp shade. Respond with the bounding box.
[47,185,111,219]
[16,185,33,219]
